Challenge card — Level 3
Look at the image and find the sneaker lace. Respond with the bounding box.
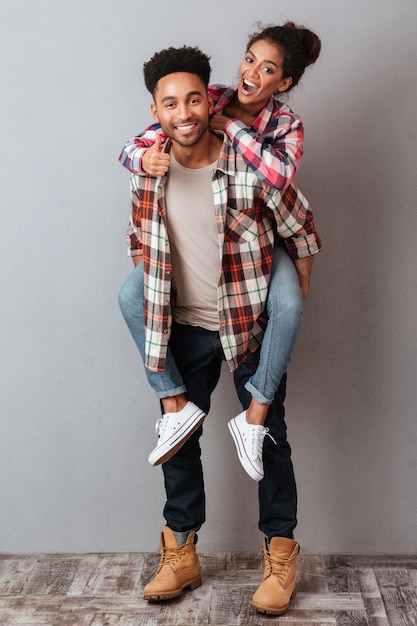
[251,427,277,458]
[154,416,168,439]
[257,545,298,583]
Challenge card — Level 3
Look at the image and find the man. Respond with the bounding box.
[119,45,321,616]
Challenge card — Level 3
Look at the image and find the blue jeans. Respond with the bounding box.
[118,244,303,403]
[161,322,297,539]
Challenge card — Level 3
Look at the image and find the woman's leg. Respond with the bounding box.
[228,245,303,479]
[118,262,186,399]
[245,244,303,413]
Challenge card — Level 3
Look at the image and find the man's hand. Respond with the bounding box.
[293,256,315,300]
[142,134,170,176]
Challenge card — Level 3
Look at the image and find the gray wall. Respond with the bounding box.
[1,0,416,554]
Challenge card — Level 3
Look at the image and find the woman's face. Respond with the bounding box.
[238,39,292,108]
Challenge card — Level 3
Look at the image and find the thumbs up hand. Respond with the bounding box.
[142,134,170,176]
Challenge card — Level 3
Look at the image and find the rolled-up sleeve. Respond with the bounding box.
[269,184,322,259]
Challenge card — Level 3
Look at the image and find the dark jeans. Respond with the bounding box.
[162,321,297,541]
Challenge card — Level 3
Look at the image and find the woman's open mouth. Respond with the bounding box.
[241,78,259,95]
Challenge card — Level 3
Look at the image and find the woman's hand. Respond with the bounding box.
[209,114,231,132]
[294,256,314,300]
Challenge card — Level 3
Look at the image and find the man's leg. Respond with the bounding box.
[233,349,299,615]
[144,323,223,601]
[234,351,297,537]
[162,322,224,532]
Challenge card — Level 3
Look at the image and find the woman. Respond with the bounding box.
[118,22,321,480]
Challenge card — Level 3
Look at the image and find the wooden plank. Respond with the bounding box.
[53,611,126,626]
[209,584,260,626]
[297,555,329,593]
[77,554,145,597]
[324,557,361,593]
[122,612,159,626]
[290,592,364,611]
[270,613,337,624]
[0,596,64,625]
[0,556,37,594]
[326,555,417,569]
[66,554,100,596]
[357,568,390,626]
[200,551,261,573]
[334,610,368,625]
[21,557,82,595]
[375,568,417,625]
[145,582,212,626]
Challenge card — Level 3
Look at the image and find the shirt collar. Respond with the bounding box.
[212,85,279,136]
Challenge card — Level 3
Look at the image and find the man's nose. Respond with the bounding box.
[177,103,191,119]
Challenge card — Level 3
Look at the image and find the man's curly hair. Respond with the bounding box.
[143,46,211,97]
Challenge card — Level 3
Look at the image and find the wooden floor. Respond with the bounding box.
[1,552,417,625]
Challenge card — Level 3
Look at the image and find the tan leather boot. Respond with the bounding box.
[250,536,299,615]
[143,526,201,601]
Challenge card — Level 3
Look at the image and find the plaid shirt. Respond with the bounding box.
[128,135,321,373]
[119,84,304,189]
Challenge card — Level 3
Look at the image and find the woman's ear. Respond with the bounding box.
[278,76,293,93]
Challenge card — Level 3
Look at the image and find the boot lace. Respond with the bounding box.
[257,545,298,583]
[158,541,188,568]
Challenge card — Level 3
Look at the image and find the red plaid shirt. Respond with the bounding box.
[127,136,321,372]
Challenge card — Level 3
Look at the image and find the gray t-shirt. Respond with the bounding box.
[165,152,220,331]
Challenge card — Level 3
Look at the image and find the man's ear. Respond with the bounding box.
[150,102,159,123]
[207,92,214,115]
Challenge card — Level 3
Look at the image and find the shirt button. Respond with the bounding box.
[163,329,168,334]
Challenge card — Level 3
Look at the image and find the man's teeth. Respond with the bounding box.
[176,124,195,131]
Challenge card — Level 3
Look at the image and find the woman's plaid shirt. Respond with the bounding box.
[127,136,321,373]
[120,84,304,190]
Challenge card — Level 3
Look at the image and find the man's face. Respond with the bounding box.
[151,72,213,147]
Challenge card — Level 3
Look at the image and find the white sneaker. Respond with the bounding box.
[148,402,205,466]
[228,411,276,481]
